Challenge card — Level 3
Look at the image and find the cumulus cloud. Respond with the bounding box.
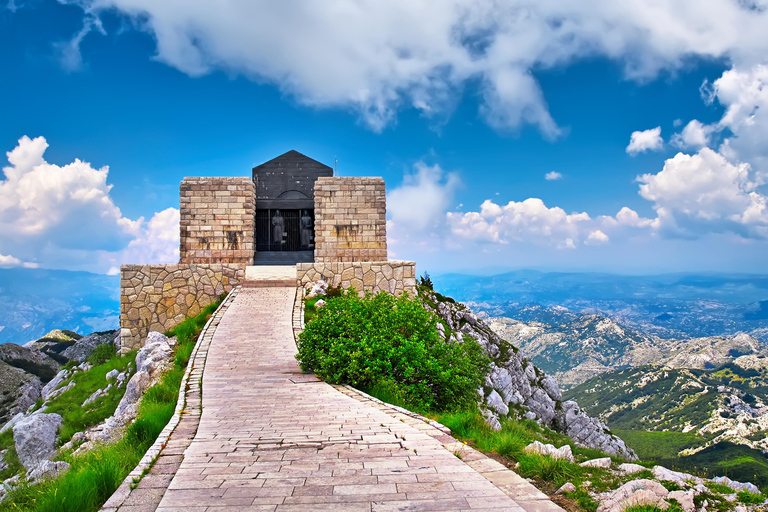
[545,171,563,181]
[447,198,593,248]
[0,136,179,272]
[671,120,713,149]
[626,127,664,155]
[0,253,22,268]
[58,0,768,134]
[637,148,767,239]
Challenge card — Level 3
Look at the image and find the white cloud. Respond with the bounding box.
[626,127,663,155]
[0,253,22,268]
[637,148,767,239]
[586,230,609,245]
[60,0,768,134]
[545,171,563,181]
[447,198,593,248]
[671,120,713,149]
[0,136,179,272]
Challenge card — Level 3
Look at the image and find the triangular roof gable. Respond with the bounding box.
[252,150,333,175]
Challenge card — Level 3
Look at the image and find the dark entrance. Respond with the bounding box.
[252,150,333,264]
[255,209,315,252]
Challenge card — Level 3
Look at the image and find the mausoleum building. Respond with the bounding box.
[120,150,416,351]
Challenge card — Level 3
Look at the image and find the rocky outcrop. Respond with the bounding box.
[0,360,41,426]
[0,343,60,383]
[597,479,670,512]
[61,330,119,362]
[80,332,174,447]
[523,441,574,462]
[12,413,63,470]
[423,290,637,460]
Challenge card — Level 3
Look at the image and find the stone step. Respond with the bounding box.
[243,278,297,288]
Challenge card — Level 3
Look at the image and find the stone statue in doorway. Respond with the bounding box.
[272,210,285,244]
[300,210,313,247]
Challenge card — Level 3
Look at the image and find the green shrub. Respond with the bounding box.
[296,290,489,411]
[87,343,117,366]
[517,453,578,486]
[737,491,766,504]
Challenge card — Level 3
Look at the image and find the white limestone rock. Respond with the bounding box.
[27,460,70,483]
[652,466,702,485]
[41,369,69,400]
[523,441,574,462]
[597,479,669,512]
[557,482,577,494]
[105,369,119,381]
[12,413,63,470]
[619,463,647,474]
[580,457,612,469]
[668,490,697,512]
[710,476,761,495]
[424,291,637,460]
[486,390,509,416]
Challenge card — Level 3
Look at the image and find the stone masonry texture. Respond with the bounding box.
[180,177,255,264]
[297,260,416,296]
[314,177,387,262]
[119,264,245,352]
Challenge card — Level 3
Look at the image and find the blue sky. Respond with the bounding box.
[1,1,767,275]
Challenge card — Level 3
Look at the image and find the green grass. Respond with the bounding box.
[0,294,226,512]
[0,429,23,481]
[45,352,135,444]
[613,430,705,460]
[737,491,766,504]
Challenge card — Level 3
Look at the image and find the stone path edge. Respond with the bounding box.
[101,286,240,511]
[291,286,565,512]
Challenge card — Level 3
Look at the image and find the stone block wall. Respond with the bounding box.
[314,177,387,262]
[120,264,245,352]
[297,260,416,296]
[180,177,255,264]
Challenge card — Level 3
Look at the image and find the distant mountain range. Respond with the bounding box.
[0,268,119,345]
[489,312,766,388]
[433,270,768,341]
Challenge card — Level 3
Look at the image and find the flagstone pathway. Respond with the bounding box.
[106,286,566,512]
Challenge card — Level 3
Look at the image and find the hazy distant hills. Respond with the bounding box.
[489,313,766,388]
[0,268,119,345]
[433,270,768,341]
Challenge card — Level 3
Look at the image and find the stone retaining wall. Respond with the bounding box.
[297,260,416,296]
[120,264,245,352]
[180,177,255,264]
[314,177,387,262]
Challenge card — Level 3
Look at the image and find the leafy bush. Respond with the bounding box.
[87,342,117,366]
[296,290,489,411]
[737,491,766,505]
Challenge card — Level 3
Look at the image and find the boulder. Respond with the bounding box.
[710,476,761,495]
[668,490,697,511]
[41,369,69,400]
[652,466,702,485]
[12,413,63,470]
[0,343,60,383]
[619,463,647,474]
[61,330,119,362]
[136,332,173,377]
[597,479,669,512]
[580,457,612,469]
[486,390,509,415]
[27,460,70,483]
[557,482,577,494]
[523,441,575,462]
[106,369,119,381]
[0,361,41,428]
